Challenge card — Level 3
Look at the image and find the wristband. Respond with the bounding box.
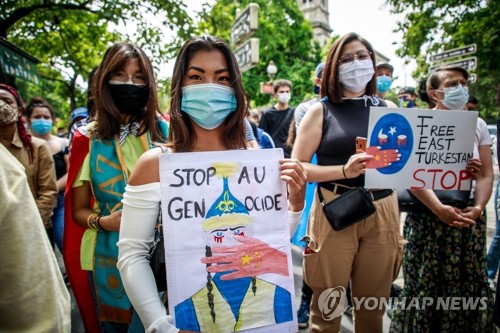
[96,215,104,230]
[342,164,348,179]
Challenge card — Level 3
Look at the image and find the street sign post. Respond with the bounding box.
[429,56,478,72]
[429,44,477,63]
[230,3,259,73]
[231,3,259,46]
[234,38,259,72]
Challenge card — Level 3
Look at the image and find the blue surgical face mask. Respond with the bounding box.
[31,118,53,135]
[377,76,392,93]
[438,85,469,110]
[181,83,237,130]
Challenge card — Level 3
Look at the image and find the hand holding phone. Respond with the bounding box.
[356,136,367,153]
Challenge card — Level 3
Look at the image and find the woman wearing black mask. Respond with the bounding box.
[64,42,168,333]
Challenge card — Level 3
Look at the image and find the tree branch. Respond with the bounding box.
[0,2,100,37]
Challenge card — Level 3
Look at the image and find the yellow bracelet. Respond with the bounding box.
[473,205,484,217]
[87,213,98,229]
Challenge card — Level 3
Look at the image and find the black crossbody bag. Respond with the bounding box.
[317,186,376,231]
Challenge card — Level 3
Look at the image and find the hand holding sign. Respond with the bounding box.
[201,235,288,279]
[365,146,400,169]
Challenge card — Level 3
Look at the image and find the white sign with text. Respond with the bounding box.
[364,107,478,190]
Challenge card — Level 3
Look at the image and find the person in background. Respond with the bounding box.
[0,144,71,332]
[248,108,261,125]
[117,35,306,333]
[488,84,500,299]
[417,76,436,109]
[68,106,89,144]
[68,67,97,147]
[248,109,275,149]
[0,84,58,245]
[390,64,494,332]
[294,62,325,130]
[25,97,69,253]
[467,94,479,111]
[375,63,398,108]
[494,83,500,328]
[244,117,259,149]
[293,32,400,333]
[57,127,67,137]
[398,86,418,108]
[259,79,295,157]
[64,42,169,333]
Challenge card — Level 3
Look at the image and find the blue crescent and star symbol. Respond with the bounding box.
[369,113,413,174]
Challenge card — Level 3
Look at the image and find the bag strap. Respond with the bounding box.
[271,108,294,138]
[317,186,326,206]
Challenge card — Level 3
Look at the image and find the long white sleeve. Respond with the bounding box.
[288,209,302,237]
[118,183,303,332]
[117,183,179,333]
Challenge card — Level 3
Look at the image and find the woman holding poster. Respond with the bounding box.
[390,65,494,332]
[292,32,402,333]
[117,35,307,332]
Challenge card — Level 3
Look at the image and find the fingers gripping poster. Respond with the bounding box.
[365,107,478,190]
[159,149,297,333]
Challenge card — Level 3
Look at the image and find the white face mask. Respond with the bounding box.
[277,92,291,104]
[436,85,469,110]
[338,59,375,93]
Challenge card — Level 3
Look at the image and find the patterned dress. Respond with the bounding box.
[390,211,494,332]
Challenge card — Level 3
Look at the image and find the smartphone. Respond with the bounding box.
[356,136,367,153]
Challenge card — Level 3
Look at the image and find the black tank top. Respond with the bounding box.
[52,142,68,180]
[317,96,386,188]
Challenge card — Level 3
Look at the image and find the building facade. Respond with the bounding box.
[297,0,332,47]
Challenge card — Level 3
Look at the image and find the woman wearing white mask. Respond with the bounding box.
[292,32,403,332]
[117,35,307,332]
[390,65,494,332]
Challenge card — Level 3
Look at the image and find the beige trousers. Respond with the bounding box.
[303,189,404,333]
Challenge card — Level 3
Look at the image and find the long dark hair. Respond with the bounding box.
[91,42,163,141]
[167,35,247,152]
[321,32,377,103]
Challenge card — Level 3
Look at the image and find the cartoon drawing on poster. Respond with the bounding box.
[159,149,297,333]
[365,107,477,190]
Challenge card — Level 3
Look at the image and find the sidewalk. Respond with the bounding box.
[293,163,499,333]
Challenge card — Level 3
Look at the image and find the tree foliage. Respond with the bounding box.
[1,0,192,120]
[386,0,500,120]
[195,0,323,107]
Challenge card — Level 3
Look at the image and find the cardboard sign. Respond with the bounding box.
[160,149,297,333]
[365,107,478,190]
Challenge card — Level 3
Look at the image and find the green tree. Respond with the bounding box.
[386,0,500,120]
[195,0,322,107]
[1,0,192,119]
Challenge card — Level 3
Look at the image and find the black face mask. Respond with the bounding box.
[108,84,150,115]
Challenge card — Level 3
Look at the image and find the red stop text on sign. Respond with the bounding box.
[411,168,472,190]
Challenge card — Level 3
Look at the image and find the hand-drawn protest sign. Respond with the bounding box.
[159,149,297,333]
[365,107,478,190]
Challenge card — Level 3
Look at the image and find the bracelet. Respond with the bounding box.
[87,214,102,231]
[473,205,484,217]
[87,213,98,229]
[342,164,348,179]
[96,215,104,231]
